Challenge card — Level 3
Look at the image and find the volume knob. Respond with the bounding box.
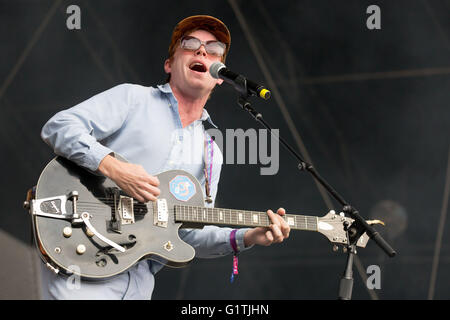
[76,244,86,255]
[63,227,72,238]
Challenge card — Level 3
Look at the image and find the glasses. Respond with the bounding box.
[180,36,226,57]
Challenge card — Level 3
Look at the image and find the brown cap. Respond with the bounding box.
[168,15,231,61]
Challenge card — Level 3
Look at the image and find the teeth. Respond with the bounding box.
[190,62,204,68]
[189,62,207,73]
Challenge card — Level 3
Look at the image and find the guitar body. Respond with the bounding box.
[28,156,371,281]
[33,156,200,281]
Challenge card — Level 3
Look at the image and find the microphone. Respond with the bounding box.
[209,62,271,100]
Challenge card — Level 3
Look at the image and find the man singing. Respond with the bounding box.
[40,15,290,299]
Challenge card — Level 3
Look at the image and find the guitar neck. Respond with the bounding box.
[174,205,318,231]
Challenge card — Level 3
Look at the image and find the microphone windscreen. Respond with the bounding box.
[209,62,226,79]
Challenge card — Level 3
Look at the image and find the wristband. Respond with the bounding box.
[230,229,239,283]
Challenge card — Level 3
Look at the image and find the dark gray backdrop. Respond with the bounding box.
[1,0,449,300]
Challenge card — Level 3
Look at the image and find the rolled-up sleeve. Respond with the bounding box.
[41,83,135,171]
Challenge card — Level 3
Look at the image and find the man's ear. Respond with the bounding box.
[164,58,171,74]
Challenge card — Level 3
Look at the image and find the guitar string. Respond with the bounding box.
[68,203,340,229]
[77,203,323,220]
[58,207,344,234]
[77,204,336,221]
[75,213,332,232]
[77,201,322,218]
[77,198,334,221]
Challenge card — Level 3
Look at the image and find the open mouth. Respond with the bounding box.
[189,62,207,73]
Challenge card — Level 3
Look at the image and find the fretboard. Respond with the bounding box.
[174,205,318,231]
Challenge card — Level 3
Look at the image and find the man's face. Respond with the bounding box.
[164,29,224,98]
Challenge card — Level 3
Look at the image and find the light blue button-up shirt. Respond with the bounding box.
[39,83,250,299]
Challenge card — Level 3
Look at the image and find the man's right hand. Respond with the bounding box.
[98,154,160,203]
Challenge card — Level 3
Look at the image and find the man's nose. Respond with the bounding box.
[195,45,207,57]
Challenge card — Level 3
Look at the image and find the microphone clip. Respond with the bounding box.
[233,71,264,121]
[237,93,262,121]
[233,74,249,97]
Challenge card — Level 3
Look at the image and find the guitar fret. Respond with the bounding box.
[259,213,269,226]
[258,212,266,226]
[286,215,295,227]
[174,205,319,231]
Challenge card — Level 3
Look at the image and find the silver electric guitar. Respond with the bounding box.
[24,155,371,281]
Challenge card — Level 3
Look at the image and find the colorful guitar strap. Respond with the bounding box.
[203,133,214,204]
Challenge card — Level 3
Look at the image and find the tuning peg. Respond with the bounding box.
[332,245,339,252]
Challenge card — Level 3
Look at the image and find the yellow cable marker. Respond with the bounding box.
[259,89,271,100]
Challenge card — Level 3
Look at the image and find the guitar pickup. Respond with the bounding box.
[109,188,135,233]
[154,199,168,228]
[117,195,135,225]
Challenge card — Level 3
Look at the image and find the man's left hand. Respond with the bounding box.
[243,208,290,247]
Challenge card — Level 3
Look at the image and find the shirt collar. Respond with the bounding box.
[157,82,173,94]
[157,83,218,128]
[200,108,218,128]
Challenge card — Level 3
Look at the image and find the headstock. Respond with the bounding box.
[317,210,370,248]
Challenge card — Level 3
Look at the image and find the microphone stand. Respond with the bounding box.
[232,77,396,300]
